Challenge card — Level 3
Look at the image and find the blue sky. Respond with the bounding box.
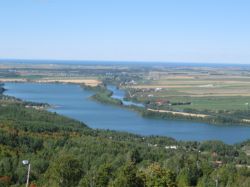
[0,0,249,63]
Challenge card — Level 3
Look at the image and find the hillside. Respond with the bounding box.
[0,89,250,186]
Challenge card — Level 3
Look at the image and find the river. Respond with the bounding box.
[3,82,250,144]
[107,85,144,107]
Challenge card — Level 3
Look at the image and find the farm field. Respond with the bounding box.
[126,66,250,112]
[1,62,250,123]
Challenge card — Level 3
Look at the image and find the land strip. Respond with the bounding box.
[147,108,209,118]
[0,78,101,86]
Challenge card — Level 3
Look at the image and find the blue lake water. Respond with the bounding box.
[3,82,250,144]
[107,85,144,107]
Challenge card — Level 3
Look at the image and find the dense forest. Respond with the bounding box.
[0,87,250,186]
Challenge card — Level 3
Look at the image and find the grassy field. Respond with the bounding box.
[1,63,250,115]
[127,67,250,112]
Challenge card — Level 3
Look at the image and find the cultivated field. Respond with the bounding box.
[128,66,250,111]
[36,78,101,86]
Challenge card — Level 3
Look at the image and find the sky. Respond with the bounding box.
[0,0,250,64]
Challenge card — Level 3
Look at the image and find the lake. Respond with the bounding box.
[4,82,250,144]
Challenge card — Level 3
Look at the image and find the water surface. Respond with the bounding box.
[107,85,144,107]
[4,82,250,144]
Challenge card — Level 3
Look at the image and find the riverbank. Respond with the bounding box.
[0,78,101,86]
[3,82,250,143]
[147,108,209,118]
[3,81,250,126]
[87,84,250,126]
[0,83,51,111]
[92,89,123,106]
[1,101,250,186]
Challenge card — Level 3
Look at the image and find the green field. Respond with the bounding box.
[126,66,250,114]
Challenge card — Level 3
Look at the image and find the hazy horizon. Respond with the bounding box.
[1,58,250,67]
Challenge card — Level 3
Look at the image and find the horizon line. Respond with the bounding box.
[0,57,250,66]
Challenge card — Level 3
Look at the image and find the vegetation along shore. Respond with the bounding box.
[0,83,250,186]
[85,83,250,126]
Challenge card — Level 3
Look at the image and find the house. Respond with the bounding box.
[155,87,162,92]
[211,152,218,157]
[155,99,170,106]
[165,145,178,149]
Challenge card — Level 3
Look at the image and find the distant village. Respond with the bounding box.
[118,79,192,107]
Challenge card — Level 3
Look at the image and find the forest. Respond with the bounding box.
[0,86,250,187]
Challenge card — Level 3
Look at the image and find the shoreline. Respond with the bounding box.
[147,108,209,118]
[88,84,250,126]
[2,82,250,145]
[0,78,101,87]
[2,80,250,126]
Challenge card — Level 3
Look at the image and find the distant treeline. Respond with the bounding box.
[141,109,250,126]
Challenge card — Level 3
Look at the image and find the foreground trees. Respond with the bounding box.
[0,103,250,186]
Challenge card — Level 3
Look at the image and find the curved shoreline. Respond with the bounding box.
[2,81,250,126]
[3,81,250,144]
[90,85,250,126]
